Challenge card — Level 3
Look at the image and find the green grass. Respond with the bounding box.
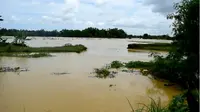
[0,52,52,58]
[134,98,169,112]
[127,43,173,51]
[94,68,111,78]
[0,44,87,53]
[110,61,124,69]
[126,94,189,112]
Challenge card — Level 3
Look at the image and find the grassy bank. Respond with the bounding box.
[127,43,173,52]
[0,44,87,53]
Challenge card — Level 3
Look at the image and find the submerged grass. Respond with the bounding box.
[94,68,111,78]
[127,43,173,51]
[0,44,87,53]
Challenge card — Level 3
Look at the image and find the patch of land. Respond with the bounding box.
[127,43,174,52]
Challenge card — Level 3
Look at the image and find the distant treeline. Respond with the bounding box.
[0,27,173,40]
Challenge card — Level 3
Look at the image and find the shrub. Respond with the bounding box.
[94,68,111,78]
[125,61,153,69]
[110,61,124,69]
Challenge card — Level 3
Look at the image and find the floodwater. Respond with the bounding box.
[0,37,180,112]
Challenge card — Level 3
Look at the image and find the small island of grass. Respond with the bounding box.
[0,33,87,58]
[127,43,174,52]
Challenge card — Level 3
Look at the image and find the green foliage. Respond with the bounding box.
[168,94,189,112]
[94,68,111,78]
[110,61,124,69]
[125,61,153,69]
[132,95,189,112]
[0,27,127,38]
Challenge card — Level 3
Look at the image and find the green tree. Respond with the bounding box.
[13,31,27,45]
[167,1,199,111]
[148,0,199,111]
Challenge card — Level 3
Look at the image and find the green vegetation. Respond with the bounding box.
[125,61,153,69]
[0,44,87,53]
[0,28,173,39]
[110,61,124,69]
[129,0,199,111]
[0,52,51,58]
[127,43,173,51]
[128,94,189,112]
[94,68,111,78]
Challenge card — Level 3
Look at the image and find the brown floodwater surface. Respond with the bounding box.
[0,37,180,112]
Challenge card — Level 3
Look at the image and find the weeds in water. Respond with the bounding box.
[110,61,124,69]
[94,68,111,78]
[125,61,153,69]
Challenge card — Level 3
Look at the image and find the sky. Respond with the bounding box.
[0,0,180,35]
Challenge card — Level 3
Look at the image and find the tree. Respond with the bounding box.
[143,33,148,37]
[153,0,199,111]
[0,15,3,21]
[13,31,27,45]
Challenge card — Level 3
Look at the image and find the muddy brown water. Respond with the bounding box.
[0,37,180,112]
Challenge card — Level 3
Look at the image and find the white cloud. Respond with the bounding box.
[11,16,20,21]
[48,2,56,6]
[85,21,95,27]
[0,0,176,35]
[97,22,105,26]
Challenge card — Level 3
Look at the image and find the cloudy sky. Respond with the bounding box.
[0,0,179,35]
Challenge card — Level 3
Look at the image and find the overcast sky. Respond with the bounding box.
[0,0,179,35]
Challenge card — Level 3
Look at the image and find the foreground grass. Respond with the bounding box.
[127,43,174,52]
[0,44,87,53]
[127,94,189,112]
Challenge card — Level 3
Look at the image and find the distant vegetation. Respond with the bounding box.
[0,27,172,39]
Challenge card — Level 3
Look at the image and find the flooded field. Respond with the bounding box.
[0,37,180,112]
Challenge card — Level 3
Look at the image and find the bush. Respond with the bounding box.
[94,68,111,78]
[168,94,189,112]
[125,61,153,69]
[110,61,124,69]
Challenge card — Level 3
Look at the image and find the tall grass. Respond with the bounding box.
[126,94,189,112]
